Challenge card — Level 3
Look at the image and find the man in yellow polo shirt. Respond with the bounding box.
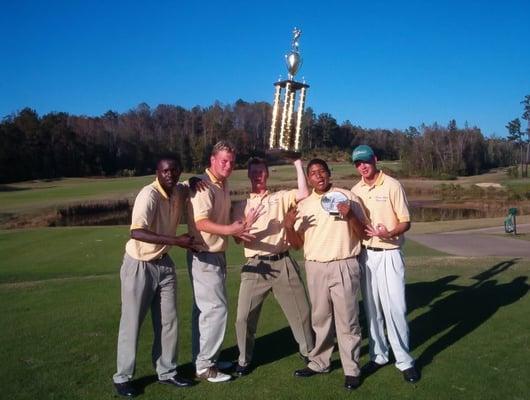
[113,156,198,397]
[284,158,366,391]
[351,144,420,383]
[231,157,314,376]
[187,141,258,383]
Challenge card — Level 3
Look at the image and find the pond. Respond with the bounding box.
[50,199,513,226]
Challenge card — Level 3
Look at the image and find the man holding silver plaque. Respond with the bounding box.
[232,157,314,376]
[351,144,420,384]
[284,158,367,390]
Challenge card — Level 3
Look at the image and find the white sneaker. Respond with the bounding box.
[196,366,232,383]
[216,360,234,370]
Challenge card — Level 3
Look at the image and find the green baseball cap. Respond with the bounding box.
[351,145,375,162]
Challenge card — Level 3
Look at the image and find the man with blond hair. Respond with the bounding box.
[187,141,258,383]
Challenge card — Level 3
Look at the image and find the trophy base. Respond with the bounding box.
[267,148,302,160]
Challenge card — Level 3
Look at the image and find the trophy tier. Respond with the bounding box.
[274,80,310,90]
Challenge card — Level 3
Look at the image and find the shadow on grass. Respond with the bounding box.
[176,326,299,377]
[133,259,529,386]
[408,258,529,369]
[131,375,157,395]
[0,184,30,192]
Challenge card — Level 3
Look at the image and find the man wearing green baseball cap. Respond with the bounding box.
[350,145,420,384]
[351,145,375,163]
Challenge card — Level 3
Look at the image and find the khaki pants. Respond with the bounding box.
[187,251,228,371]
[305,257,361,377]
[235,255,314,366]
[113,253,178,383]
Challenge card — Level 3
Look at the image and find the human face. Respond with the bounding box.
[307,163,331,194]
[354,158,378,181]
[248,163,269,193]
[156,160,181,195]
[210,150,236,181]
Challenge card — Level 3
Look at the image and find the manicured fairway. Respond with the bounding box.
[1,227,528,400]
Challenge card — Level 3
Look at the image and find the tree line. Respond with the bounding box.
[0,99,522,183]
[506,95,530,177]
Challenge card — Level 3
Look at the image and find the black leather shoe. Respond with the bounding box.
[235,364,251,376]
[294,367,329,377]
[361,360,388,375]
[114,382,138,397]
[159,375,194,387]
[403,366,420,383]
[344,375,361,390]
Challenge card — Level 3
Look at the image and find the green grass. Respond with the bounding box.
[0,226,439,283]
[1,227,529,400]
[505,179,530,196]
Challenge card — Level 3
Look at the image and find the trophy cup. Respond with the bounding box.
[268,28,309,158]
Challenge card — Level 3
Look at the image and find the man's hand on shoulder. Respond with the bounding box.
[188,177,211,194]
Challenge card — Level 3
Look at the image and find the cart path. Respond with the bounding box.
[408,223,530,257]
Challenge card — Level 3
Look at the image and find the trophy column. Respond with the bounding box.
[269,85,282,148]
[268,28,309,154]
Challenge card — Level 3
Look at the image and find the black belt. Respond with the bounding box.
[362,245,385,252]
[254,251,289,261]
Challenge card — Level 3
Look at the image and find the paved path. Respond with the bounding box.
[408,223,530,257]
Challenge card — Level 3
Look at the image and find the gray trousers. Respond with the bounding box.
[113,253,178,383]
[187,251,228,371]
[235,255,314,366]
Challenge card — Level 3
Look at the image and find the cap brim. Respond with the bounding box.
[352,155,373,162]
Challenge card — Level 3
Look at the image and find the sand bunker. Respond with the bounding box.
[474,182,503,188]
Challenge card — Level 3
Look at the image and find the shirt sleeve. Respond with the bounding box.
[391,182,410,223]
[281,189,297,211]
[130,187,157,230]
[189,187,214,222]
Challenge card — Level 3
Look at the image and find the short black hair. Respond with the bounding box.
[306,158,330,175]
[156,154,181,171]
[247,157,269,173]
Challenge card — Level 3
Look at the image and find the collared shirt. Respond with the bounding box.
[233,189,297,257]
[125,178,186,261]
[187,168,231,253]
[295,186,365,262]
[352,171,410,249]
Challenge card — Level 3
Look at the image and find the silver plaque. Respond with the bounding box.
[321,191,349,215]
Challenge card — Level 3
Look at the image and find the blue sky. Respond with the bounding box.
[1,0,529,137]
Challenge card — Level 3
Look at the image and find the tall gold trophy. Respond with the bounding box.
[268,28,309,157]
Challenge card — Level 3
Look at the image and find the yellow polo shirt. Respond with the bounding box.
[125,179,186,261]
[233,189,297,257]
[352,171,410,249]
[187,168,231,253]
[294,187,365,262]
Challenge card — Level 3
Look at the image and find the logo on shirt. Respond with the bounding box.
[375,195,388,202]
